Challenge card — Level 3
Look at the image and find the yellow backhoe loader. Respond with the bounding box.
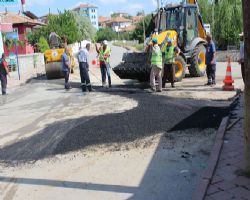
[114,0,208,82]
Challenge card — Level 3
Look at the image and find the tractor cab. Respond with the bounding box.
[157,4,200,52]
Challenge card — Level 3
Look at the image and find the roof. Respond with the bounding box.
[72,3,98,10]
[0,12,45,26]
[110,17,132,23]
[132,16,143,24]
[120,25,136,32]
[98,16,110,23]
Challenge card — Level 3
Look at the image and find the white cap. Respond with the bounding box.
[103,40,108,45]
[239,32,244,36]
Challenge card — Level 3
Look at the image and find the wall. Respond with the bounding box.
[8,53,45,87]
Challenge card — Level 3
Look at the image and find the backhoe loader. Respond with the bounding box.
[113,0,207,82]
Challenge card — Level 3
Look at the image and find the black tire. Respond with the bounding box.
[174,56,186,82]
[189,44,206,77]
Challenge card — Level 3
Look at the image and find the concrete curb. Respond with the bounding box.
[192,116,229,200]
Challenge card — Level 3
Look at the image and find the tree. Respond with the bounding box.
[242,0,250,173]
[131,15,155,43]
[198,0,243,49]
[95,28,117,42]
[37,36,49,53]
[27,10,80,46]
[72,11,96,42]
[214,0,242,49]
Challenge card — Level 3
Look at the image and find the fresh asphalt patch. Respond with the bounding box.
[0,88,229,165]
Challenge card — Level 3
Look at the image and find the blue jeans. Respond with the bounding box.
[63,70,70,89]
[100,63,111,86]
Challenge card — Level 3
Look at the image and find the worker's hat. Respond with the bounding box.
[167,38,172,43]
[103,40,108,45]
[152,38,158,43]
[239,32,244,37]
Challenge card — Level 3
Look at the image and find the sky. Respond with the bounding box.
[0,0,180,17]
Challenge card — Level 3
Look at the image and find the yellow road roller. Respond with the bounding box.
[44,48,76,79]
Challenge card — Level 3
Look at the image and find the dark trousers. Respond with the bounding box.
[162,63,175,87]
[63,71,70,89]
[0,74,7,95]
[100,63,111,86]
[206,64,216,84]
[79,62,92,92]
[241,63,245,84]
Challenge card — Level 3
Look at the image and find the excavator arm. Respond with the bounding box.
[187,0,207,39]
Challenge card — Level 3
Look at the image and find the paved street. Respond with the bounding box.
[0,46,244,200]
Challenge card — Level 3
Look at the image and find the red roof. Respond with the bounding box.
[98,16,110,23]
[0,12,45,26]
[73,3,97,10]
[110,17,132,23]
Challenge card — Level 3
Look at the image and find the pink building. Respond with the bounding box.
[0,12,45,56]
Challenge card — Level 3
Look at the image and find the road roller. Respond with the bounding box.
[44,48,76,80]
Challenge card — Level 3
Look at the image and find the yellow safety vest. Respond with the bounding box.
[99,47,111,63]
[164,45,175,64]
[151,45,162,68]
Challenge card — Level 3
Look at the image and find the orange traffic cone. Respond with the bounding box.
[222,57,234,91]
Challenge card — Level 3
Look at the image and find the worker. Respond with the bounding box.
[49,32,61,48]
[78,43,92,92]
[162,38,180,88]
[61,47,72,90]
[0,53,10,95]
[205,33,216,86]
[150,38,162,92]
[95,40,112,87]
[238,32,245,84]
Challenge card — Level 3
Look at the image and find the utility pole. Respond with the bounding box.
[157,0,160,11]
[142,10,146,43]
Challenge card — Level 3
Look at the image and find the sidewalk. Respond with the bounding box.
[204,94,250,200]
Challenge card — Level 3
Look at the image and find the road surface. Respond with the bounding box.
[0,45,243,200]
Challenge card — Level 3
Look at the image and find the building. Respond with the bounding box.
[0,12,45,55]
[132,15,144,25]
[72,3,98,29]
[98,16,110,28]
[111,12,128,18]
[38,13,57,24]
[106,17,132,32]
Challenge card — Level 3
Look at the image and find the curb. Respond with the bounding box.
[192,116,229,200]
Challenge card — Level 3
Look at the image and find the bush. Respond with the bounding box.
[38,36,49,53]
[135,43,144,51]
[95,28,117,42]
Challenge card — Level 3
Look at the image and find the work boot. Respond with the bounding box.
[171,83,175,88]
[82,85,87,92]
[87,85,92,92]
[102,82,106,87]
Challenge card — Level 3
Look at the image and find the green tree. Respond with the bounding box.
[72,11,96,41]
[131,15,154,43]
[198,0,243,49]
[95,28,117,42]
[27,10,80,46]
[38,36,49,53]
[214,0,242,48]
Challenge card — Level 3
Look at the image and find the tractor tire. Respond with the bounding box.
[189,44,206,77]
[174,55,186,82]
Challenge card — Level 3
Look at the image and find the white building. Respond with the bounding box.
[72,3,99,30]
